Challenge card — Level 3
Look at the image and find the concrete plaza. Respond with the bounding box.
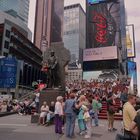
[0,115,122,140]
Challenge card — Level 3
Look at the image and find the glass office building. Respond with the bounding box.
[34,0,64,50]
[63,4,86,64]
[0,0,29,25]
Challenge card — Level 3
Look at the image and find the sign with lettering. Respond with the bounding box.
[83,46,118,61]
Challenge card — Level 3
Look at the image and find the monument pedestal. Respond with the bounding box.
[39,88,65,107]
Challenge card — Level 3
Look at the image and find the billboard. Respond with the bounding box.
[88,0,106,4]
[87,1,121,48]
[83,70,118,81]
[0,57,17,88]
[83,46,117,61]
[128,61,137,85]
[126,25,136,58]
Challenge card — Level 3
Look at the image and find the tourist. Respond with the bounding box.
[107,95,117,132]
[0,101,7,112]
[46,101,55,125]
[82,105,92,139]
[92,95,100,127]
[35,92,40,113]
[77,95,87,135]
[39,101,49,125]
[130,110,140,140]
[64,93,77,138]
[123,94,137,139]
[54,96,63,134]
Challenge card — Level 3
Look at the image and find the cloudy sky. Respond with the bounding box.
[28,0,140,94]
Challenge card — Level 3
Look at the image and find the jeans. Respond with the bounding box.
[46,113,54,123]
[92,111,99,126]
[65,114,76,137]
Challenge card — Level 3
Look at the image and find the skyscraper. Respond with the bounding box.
[0,0,29,25]
[34,0,64,50]
[63,4,86,64]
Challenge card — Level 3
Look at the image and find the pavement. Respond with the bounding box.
[0,114,123,140]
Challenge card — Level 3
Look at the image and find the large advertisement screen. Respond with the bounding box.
[87,1,121,48]
[126,25,136,58]
[88,0,106,4]
[83,70,118,81]
[128,61,137,85]
[83,46,117,61]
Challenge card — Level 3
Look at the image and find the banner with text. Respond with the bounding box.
[83,46,118,61]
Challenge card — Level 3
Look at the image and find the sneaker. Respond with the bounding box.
[84,135,91,139]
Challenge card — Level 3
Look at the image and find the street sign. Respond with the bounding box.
[0,57,17,88]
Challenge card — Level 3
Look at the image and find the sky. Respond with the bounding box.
[28,0,140,94]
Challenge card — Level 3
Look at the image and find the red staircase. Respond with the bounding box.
[99,99,123,120]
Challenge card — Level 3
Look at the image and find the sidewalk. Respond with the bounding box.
[60,120,122,140]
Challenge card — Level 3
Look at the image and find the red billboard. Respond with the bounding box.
[87,1,121,48]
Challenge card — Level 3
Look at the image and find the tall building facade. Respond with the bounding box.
[34,0,64,50]
[63,4,86,64]
[0,0,29,25]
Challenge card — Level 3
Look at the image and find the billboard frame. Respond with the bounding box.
[126,24,136,58]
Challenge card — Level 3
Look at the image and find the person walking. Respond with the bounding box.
[54,96,63,134]
[64,93,77,138]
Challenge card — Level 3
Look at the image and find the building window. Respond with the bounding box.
[3,52,8,57]
[4,41,9,49]
[5,30,10,38]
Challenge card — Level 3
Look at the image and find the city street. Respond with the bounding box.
[0,115,122,140]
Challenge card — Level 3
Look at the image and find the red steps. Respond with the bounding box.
[99,100,123,120]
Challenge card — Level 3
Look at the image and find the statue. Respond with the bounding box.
[43,42,70,90]
[47,50,58,88]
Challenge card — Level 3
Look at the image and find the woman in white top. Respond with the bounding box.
[54,96,63,134]
[39,101,49,125]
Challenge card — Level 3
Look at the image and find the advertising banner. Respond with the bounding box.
[87,0,121,48]
[126,25,136,58]
[0,57,17,88]
[83,46,117,61]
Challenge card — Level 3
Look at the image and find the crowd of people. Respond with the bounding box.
[1,78,140,140]
[37,79,140,139]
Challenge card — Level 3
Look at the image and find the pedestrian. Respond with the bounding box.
[123,94,137,139]
[82,105,92,139]
[92,95,100,127]
[64,93,77,138]
[54,96,63,134]
[107,95,117,132]
[77,95,87,135]
[35,92,40,113]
